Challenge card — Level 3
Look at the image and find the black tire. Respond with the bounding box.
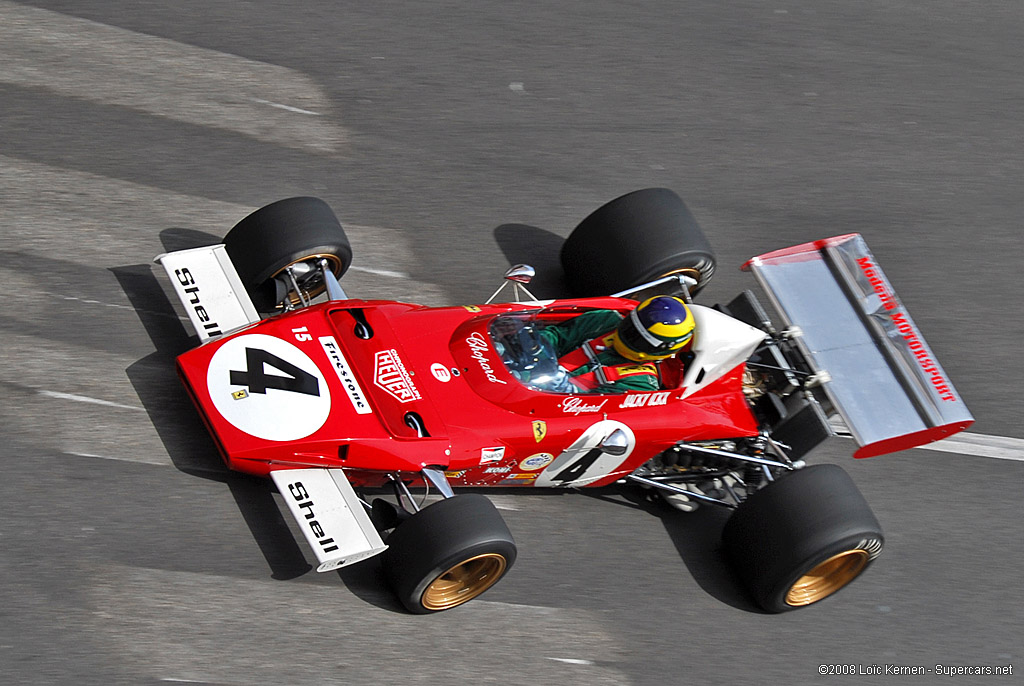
[222,197,352,312]
[722,464,883,613]
[382,495,516,613]
[560,188,716,297]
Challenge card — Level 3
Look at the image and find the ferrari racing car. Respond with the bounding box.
[156,189,973,613]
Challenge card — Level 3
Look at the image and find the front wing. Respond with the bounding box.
[270,468,387,571]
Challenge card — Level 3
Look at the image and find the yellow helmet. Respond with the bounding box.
[613,296,695,362]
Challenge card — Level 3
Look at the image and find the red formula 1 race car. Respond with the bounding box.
[156,189,973,614]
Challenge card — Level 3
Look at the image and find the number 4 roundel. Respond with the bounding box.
[206,334,331,441]
[534,420,636,487]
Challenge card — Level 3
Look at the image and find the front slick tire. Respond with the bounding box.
[382,494,516,614]
[222,196,351,312]
[722,464,884,613]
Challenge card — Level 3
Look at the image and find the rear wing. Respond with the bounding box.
[155,245,260,342]
[743,234,973,458]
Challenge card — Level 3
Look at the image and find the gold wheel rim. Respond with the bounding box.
[659,267,703,293]
[421,553,508,611]
[660,267,702,281]
[786,549,870,607]
[270,253,343,306]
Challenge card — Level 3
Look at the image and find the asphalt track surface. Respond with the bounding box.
[1,2,1021,684]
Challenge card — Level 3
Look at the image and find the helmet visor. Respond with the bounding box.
[618,307,693,356]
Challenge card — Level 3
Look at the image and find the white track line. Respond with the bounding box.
[41,292,137,312]
[917,432,1024,462]
[250,98,321,116]
[831,415,1024,463]
[347,264,410,279]
[38,390,145,412]
[546,657,597,666]
[0,1,343,152]
[65,451,145,463]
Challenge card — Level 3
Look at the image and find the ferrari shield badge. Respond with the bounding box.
[532,420,547,442]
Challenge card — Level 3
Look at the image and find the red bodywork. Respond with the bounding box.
[177,297,760,489]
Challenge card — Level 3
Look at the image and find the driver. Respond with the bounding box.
[540,295,695,394]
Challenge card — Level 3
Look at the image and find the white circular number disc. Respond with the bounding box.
[207,334,330,441]
[534,420,636,487]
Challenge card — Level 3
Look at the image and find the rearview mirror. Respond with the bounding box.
[599,429,629,456]
[504,264,535,284]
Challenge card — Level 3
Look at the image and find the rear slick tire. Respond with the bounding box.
[721,464,884,612]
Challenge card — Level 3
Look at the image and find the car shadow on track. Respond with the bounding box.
[333,557,409,614]
[583,485,766,613]
[493,224,574,299]
[111,227,314,581]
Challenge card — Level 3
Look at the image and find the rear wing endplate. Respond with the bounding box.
[270,468,387,572]
[155,245,260,342]
[743,234,973,458]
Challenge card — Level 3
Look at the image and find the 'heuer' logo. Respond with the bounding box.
[374,349,421,403]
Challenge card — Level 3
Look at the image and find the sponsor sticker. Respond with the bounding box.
[444,470,467,479]
[855,255,957,401]
[320,336,373,415]
[466,331,507,384]
[500,473,539,484]
[374,348,421,403]
[431,363,452,383]
[559,397,608,415]
[618,391,670,409]
[484,465,513,474]
[480,446,506,464]
[617,363,657,377]
[857,257,956,401]
[519,453,554,471]
[463,305,482,312]
[532,420,547,442]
